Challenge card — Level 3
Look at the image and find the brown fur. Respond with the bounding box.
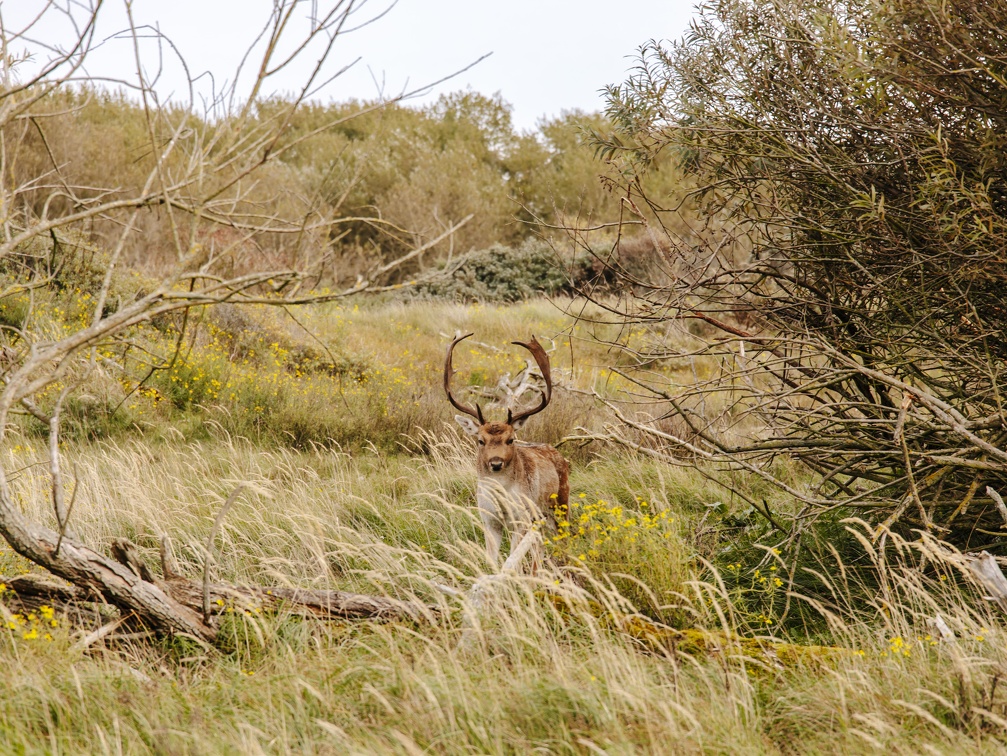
[445,333,568,568]
[459,417,570,567]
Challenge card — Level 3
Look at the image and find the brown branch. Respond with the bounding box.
[202,486,244,624]
[111,538,433,624]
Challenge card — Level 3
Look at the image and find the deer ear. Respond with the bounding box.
[455,415,481,435]
[511,415,529,429]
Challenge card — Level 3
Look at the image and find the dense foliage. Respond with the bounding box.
[9,88,631,284]
[600,0,1007,545]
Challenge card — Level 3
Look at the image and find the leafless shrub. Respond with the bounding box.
[0,0,476,643]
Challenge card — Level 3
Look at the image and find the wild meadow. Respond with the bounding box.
[0,292,1003,754]
[5,1,1007,752]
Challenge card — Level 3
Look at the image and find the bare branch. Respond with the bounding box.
[203,485,244,624]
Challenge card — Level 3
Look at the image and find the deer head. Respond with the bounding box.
[444,332,553,474]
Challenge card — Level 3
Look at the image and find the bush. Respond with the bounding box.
[414,239,572,302]
[547,493,688,624]
[596,0,1007,547]
[0,232,150,320]
[412,234,682,303]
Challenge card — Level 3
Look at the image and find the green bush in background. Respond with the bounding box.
[414,239,571,302]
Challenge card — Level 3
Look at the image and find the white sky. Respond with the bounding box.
[5,0,697,130]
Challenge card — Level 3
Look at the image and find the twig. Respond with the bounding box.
[987,486,1007,528]
[53,462,80,558]
[203,485,244,624]
[754,498,787,534]
[160,535,182,581]
[48,385,73,538]
[71,614,132,654]
[895,394,929,528]
[370,214,473,279]
[18,396,49,423]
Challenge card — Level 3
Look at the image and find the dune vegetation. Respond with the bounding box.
[2,0,1007,753]
[0,295,1002,754]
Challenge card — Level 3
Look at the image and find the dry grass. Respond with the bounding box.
[0,432,1004,752]
[0,299,1006,752]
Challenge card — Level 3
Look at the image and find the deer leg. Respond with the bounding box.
[477,496,505,568]
[556,462,570,509]
[542,507,558,538]
[508,525,536,575]
[483,517,504,567]
[529,538,542,576]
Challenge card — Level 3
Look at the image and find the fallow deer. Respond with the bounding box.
[444,332,570,569]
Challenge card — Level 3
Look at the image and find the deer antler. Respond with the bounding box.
[444,332,484,423]
[508,336,553,424]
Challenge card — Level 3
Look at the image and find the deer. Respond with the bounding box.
[444,332,570,571]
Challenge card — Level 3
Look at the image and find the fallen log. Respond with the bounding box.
[0,537,435,646]
[159,579,433,623]
[0,472,222,642]
[134,537,433,623]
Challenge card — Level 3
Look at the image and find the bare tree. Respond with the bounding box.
[0,1,465,642]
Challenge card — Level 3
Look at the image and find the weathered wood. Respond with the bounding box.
[0,482,219,642]
[965,551,1007,612]
[110,538,157,583]
[2,573,81,603]
[159,536,183,581]
[0,536,432,650]
[161,580,432,622]
[0,573,110,628]
[112,538,433,623]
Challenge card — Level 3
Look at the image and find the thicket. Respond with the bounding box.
[411,236,642,302]
[412,239,570,301]
[10,88,648,287]
[595,0,1007,548]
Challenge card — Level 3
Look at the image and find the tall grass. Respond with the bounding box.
[1,296,1006,752]
[0,428,1006,752]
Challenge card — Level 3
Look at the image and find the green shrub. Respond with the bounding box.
[411,235,674,303]
[414,239,571,302]
[0,232,148,319]
[0,291,32,332]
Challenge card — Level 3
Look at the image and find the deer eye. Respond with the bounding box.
[477,439,486,446]
[506,438,514,445]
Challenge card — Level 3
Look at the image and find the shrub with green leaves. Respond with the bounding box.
[414,239,572,302]
[597,0,1007,547]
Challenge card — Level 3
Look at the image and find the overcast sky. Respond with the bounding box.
[7,1,697,130]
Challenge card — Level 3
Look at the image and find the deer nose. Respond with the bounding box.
[489,458,504,472]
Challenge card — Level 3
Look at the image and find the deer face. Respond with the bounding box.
[445,332,552,475]
[455,417,526,474]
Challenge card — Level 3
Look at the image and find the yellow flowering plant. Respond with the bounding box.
[544,493,691,623]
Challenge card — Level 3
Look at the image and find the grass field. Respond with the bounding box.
[0,298,1006,754]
